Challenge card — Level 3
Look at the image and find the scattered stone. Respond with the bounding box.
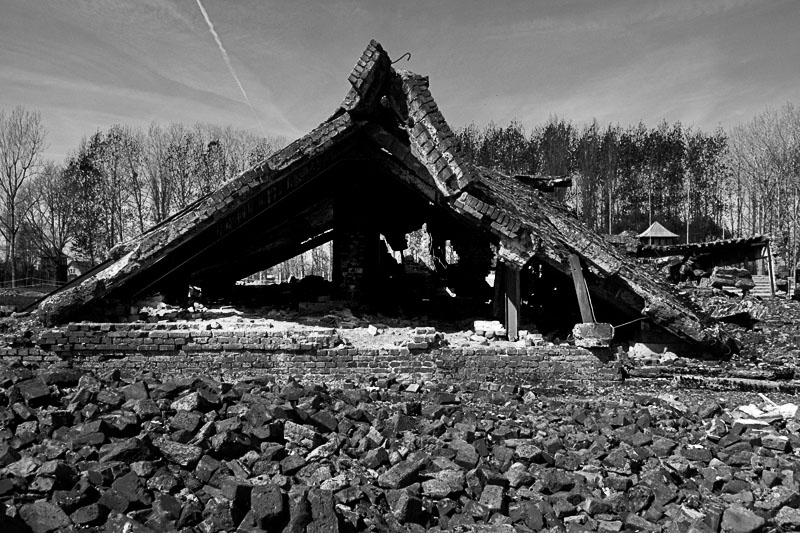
[99,438,151,463]
[17,378,51,406]
[775,506,800,529]
[0,361,798,531]
[422,478,451,498]
[504,462,533,488]
[378,459,423,489]
[761,434,789,452]
[152,437,203,467]
[251,484,285,528]
[19,501,72,533]
[721,505,766,533]
[69,503,107,526]
[479,484,505,513]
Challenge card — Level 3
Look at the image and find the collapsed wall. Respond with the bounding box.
[1,323,621,390]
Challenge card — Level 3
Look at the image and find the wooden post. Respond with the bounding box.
[503,263,520,341]
[492,266,504,319]
[767,241,776,297]
[569,254,595,323]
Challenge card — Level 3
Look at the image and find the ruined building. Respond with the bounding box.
[30,41,736,375]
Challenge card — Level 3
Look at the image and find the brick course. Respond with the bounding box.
[1,323,621,389]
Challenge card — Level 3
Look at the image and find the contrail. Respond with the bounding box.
[195,0,267,136]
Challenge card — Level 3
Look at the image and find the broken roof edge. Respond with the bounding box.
[340,39,392,115]
[333,40,475,200]
[396,70,476,198]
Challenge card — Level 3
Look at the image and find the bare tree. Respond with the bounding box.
[112,125,147,238]
[95,125,145,247]
[142,123,174,224]
[0,106,47,286]
[26,162,76,281]
[729,103,800,268]
[162,124,203,211]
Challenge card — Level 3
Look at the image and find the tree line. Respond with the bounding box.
[1,102,798,288]
[728,103,800,262]
[455,104,800,269]
[0,107,284,286]
[456,118,729,241]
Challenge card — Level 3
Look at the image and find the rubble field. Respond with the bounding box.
[2,360,800,533]
[2,292,800,532]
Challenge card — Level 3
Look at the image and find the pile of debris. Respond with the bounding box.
[2,363,800,532]
[708,268,756,294]
[135,301,252,323]
[622,293,800,391]
[465,321,545,347]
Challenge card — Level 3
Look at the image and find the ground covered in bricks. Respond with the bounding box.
[2,294,800,532]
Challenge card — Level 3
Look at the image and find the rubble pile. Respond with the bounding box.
[137,303,239,322]
[620,295,800,387]
[467,321,546,347]
[2,364,800,532]
[731,298,800,367]
[709,268,755,293]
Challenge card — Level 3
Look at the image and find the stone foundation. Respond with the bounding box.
[2,323,621,389]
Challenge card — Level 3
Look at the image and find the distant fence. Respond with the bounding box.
[0,277,64,292]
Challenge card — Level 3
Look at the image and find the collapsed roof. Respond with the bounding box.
[35,40,737,356]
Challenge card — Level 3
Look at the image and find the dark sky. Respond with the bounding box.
[2,0,798,160]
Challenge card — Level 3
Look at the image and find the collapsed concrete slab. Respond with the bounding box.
[34,40,737,357]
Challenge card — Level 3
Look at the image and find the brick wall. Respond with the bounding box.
[1,323,621,389]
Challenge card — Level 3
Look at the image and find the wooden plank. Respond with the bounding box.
[568,254,595,323]
[504,263,521,341]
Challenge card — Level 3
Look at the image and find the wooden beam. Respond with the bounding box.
[568,254,595,323]
[504,262,521,341]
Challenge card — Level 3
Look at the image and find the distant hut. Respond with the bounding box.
[67,260,92,281]
[638,222,679,246]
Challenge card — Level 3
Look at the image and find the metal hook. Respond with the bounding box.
[391,52,412,64]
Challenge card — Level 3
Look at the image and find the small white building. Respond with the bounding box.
[638,222,679,246]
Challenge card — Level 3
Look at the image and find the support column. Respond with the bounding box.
[569,254,595,323]
[503,262,521,341]
[332,197,379,304]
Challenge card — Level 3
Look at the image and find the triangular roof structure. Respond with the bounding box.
[35,40,736,356]
[638,221,679,239]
